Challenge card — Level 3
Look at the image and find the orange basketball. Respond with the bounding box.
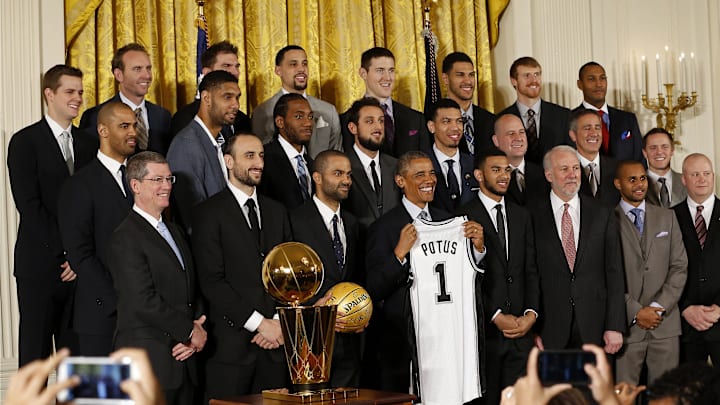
[326,282,373,333]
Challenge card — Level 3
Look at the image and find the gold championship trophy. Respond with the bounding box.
[262,242,373,401]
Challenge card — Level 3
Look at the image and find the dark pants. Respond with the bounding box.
[481,334,532,405]
[682,339,720,366]
[204,349,287,402]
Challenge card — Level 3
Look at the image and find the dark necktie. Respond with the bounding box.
[370,160,383,213]
[658,177,671,208]
[445,159,460,207]
[135,107,149,150]
[526,109,538,150]
[495,204,507,258]
[382,103,395,152]
[331,214,344,270]
[512,168,525,192]
[295,154,310,201]
[586,163,598,196]
[630,208,644,235]
[561,203,576,272]
[119,164,133,204]
[695,205,707,249]
[598,110,610,154]
[463,113,475,155]
[245,198,261,244]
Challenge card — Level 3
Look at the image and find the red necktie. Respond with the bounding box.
[598,110,610,154]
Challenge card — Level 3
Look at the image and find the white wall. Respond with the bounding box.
[491,0,719,172]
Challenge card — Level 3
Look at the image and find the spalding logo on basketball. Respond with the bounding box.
[326,282,373,333]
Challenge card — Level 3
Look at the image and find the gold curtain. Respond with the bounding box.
[65,0,510,118]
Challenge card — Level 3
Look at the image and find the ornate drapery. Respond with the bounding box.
[65,0,509,116]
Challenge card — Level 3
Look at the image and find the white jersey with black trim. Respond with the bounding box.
[409,215,483,405]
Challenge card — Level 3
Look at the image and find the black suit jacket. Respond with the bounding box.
[469,104,497,157]
[340,100,431,158]
[7,118,97,280]
[365,204,449,394]
[674,198,720,342]
[192,189,291,365]
[170,98,252,137]
[429,149,477,212]
[573,105,643,162]
[457,197,539,342]
[108,212,200,389]
[258,138,314,210]
[57,158,132,336]
[343,147,401,232]
[505,161,549,208]
[530,195,626,348]
[578,155,620,208]
[500,100,571,165]
[80,94,172,155]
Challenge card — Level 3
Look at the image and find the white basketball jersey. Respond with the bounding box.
[409,216,483,405]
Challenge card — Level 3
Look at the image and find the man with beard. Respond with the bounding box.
[644,128,687,208]
[289,150,363,387]
[192,133,292,397]
[441,52,495,156]
[343,97,401,233]
[531,145,625,353]
[58,102,137,355]
[613,160,687,385]
[570,108,621,207]
[499,57,571,165]
[252,45,342,158]
[574,62,643,162]
[258,93,315,210]
[427,98,478,212]
[492,114,549,207]
[456,150,540,405]
[167,70,240,232]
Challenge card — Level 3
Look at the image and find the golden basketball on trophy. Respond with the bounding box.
[326,282,373,333]
[262,241,324,306]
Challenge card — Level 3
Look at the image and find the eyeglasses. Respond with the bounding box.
[140,176,176,185]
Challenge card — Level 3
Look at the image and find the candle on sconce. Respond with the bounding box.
[641,56,647,96]
[690,52,696,92]
[678,55,685,93]
[656,54,662,93]
[664,45,670,83]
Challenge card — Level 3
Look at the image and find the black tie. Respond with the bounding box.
[445,159,461,207]
[495,204,507,258]
[526,109,538,151]
[120,165,133,204]
[332,214,344,270]
[658,178,671,208]
[382,103,395,153]
[370,160,383,213]
[245,199,261,244]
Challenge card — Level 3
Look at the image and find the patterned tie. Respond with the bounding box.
[658,178,671,208]
[695,205,707,249]
[597,110,610,154]
[526,109,538,150]
[60,130,74,175]
[586,163,598,196]
[561,203,576,271]
[630,208,644,235]
[119,165,133,204]
[331,214,344,269]
[295,154,310,201]
[370,160,383,213]
[381,103,395,152]
[512,168,525,192]
[418,210,431,221]
[463,113,475,155]
[157,221,184,269]
[495,204,507,258]
[245,199,261,245]
[135,107,149,150]
[445,159,461,208]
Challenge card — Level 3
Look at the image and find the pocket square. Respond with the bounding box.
[316,116,328,128]
[621,130,632,140]
[408,129,418,136]
[655,231,669,238]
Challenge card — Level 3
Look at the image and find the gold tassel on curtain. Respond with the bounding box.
[65,0,509,119]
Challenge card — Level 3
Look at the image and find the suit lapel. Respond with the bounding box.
[131,212,184,270]
[704,197,720,246]
[615,205,644,259]
[348,148,379,217]
[195,121,225,184]
[575,198,593,271]
[476,199,507,267]
[41,119,72,175]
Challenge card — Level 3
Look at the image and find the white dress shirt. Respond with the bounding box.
[97,151,128,196]
[45,115,74,161]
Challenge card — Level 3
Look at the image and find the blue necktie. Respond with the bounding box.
[157,221,185,269]
[630,208,644,235]
[332,214,344,270]
[296,154,310,201]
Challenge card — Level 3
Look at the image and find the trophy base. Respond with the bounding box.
[262,387,359,403]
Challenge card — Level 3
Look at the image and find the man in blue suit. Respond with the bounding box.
[167,70,240,232]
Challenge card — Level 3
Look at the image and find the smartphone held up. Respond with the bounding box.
[57,356,140,404]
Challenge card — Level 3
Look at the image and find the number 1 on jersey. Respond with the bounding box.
[434,262,452,302]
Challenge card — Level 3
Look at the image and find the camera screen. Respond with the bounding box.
[538,350,595,386]
[66,363,131,400]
